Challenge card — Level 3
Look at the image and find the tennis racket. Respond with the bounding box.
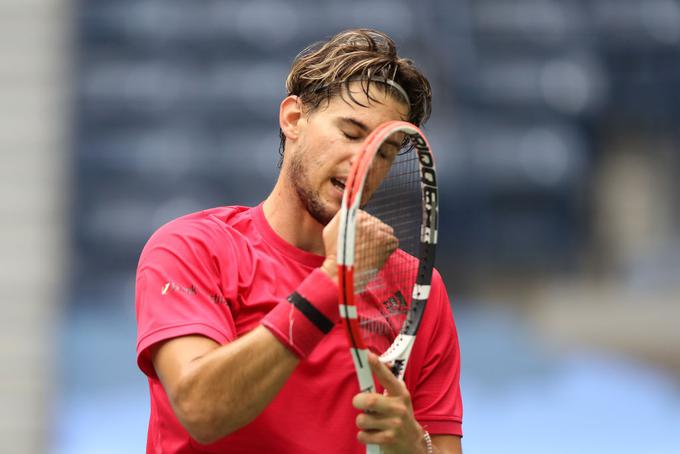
[337,120,438,454]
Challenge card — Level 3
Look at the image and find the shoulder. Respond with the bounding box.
[150,205,251,239]
[144,206,252,249]
[138,205,257,269]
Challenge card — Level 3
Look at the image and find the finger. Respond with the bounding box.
[386,235,398,252]
[352,391,400,414]
[368,353,406,397]
[371,219,390,233]
[352,391,382,412]
[357,428,398,447]
[355,411,399,431]
[357,211,388,230]
[321,209,342,255]
[323,207,342,236]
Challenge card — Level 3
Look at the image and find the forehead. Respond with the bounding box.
[318,81,410,124]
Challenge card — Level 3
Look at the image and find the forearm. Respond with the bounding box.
[172,326,298,443]
[157,267,338,443]
[431,434,462,454]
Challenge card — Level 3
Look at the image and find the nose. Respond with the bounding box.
[346,141,364,167]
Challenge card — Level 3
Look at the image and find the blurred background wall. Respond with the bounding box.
[2,0,679,453]
[0,0,68,452]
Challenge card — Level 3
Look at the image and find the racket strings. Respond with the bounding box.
[354,135,423,353]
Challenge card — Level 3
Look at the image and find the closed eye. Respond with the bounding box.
[342,131,361,141]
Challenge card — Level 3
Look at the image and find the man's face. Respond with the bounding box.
[286,82,409,225]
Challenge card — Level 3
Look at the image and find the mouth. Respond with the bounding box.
[331,177,346,192]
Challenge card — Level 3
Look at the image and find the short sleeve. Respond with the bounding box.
[409,269,463,436]
[135,217,239,378]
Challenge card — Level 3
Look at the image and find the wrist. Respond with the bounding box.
[419,427,433,454]
[413,424,432,454]
[261,268,339,358]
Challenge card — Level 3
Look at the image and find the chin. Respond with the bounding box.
[325,197,342,216]
[304,198,336,226]
[316,206,338,226]
[293,180,339,226]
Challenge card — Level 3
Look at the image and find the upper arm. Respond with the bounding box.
[135,219,239,377]
[151,335,221,402]
[431,434,462,454]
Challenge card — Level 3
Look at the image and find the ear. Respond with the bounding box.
[279,95,303,143]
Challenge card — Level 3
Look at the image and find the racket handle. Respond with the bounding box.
[366,443,381,454]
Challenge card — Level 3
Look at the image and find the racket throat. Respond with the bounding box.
[379,333,416,380]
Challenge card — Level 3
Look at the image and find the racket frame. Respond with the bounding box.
[337,120,439,452]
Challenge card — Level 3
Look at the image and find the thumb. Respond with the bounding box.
[368,352,406,397]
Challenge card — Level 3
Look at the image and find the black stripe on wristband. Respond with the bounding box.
[287,291,334,334]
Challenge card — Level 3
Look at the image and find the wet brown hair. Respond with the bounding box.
[279,28,432,162]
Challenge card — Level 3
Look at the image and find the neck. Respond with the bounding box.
[263,174,326,256]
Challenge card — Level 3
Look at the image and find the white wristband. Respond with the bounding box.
[423,430,433,454]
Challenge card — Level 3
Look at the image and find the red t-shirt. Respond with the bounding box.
[136,204,463,453]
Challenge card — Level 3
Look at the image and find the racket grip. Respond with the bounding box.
[366,443,381,454]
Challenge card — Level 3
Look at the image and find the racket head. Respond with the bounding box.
[337,120,438,392]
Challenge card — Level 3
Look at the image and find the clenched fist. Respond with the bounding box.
[321,209,398,291]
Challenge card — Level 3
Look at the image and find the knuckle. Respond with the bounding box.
[394,405,408,418]
[383,431,396,444]
[391,416,404,429]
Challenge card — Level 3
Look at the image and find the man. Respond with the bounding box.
[136,29,463,453]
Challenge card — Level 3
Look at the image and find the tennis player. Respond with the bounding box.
[135,29,463,453]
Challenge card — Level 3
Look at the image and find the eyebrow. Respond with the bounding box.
[339,117,402,151]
